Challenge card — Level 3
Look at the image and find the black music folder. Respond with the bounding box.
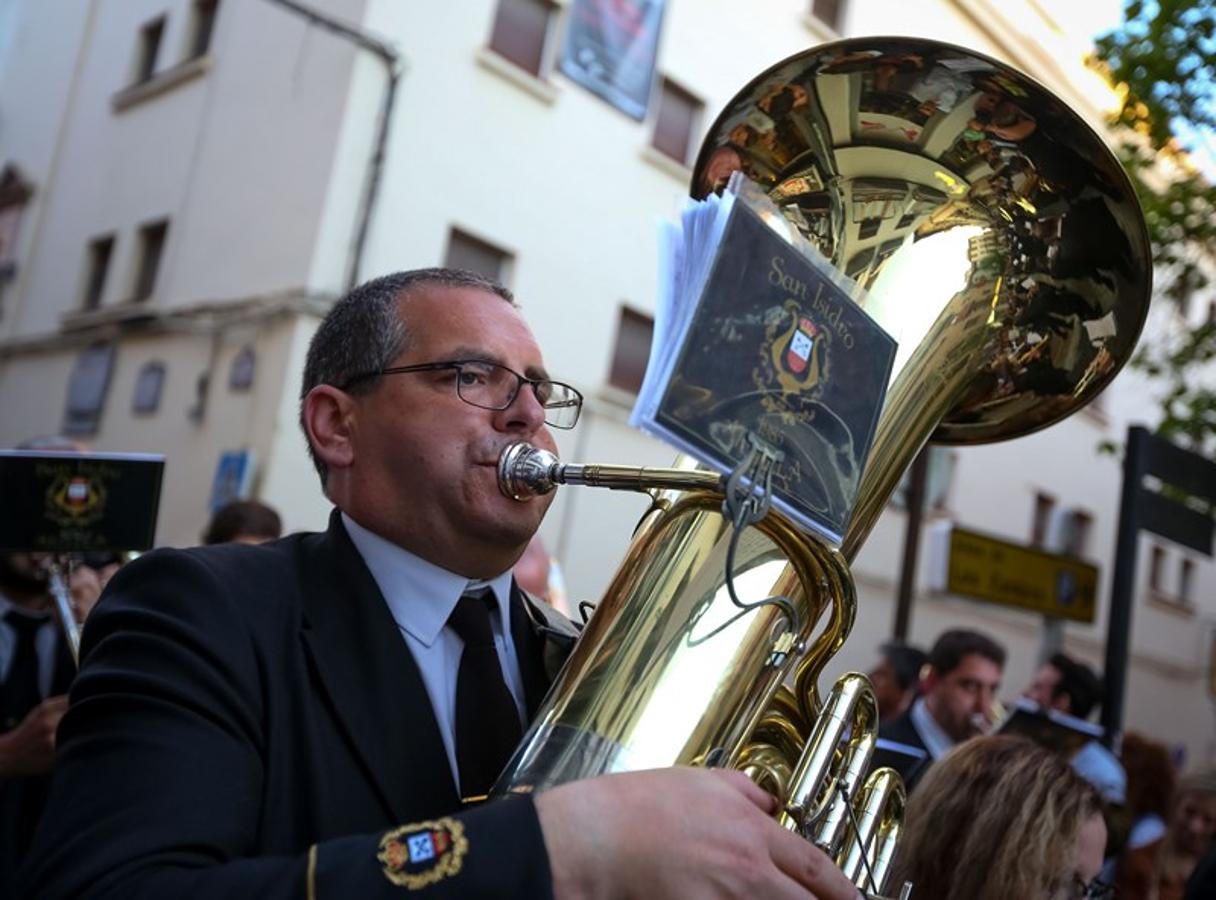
[632,174,896,544]
[870,737,930,787]
[994,697,1104,757]
[0,450,164,552]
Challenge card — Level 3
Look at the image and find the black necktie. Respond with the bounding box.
[448,588,523,798]
[1,610,47,732]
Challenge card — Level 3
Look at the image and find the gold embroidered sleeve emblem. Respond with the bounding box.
[377,817,467,890]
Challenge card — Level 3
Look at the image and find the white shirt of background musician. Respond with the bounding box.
[909,696,955,760]
[0,592,57,699]
[341,513,526,792]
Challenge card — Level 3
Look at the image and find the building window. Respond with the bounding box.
[1149,544,1166,591]
[652,78,702,165]
[890,445,956,511]
[608,306,654,394]
[444,228,511,283]
[229,345,256,391]
[1180,557,1195,605]
[188,0,219,59]
[0,164,33,317]
[133,361,166,414]
[0,165,32,270]
[82,235,115,311]
[1062,509,1093,557]
[488,0,554,77]
[132,219,169,302]
[811,0,845,31]
[925,446,957,510]
[1030,491,1056,548]
[134,17,166,84]
[0,204,22,278]
[188,371,211,423]
[64,344,116,436]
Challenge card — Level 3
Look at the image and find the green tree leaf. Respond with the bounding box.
[1094,0,1216,453]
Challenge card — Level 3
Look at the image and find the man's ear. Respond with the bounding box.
[920,669,940,695]
[303,385,357,473]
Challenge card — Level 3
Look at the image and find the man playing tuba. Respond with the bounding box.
[20,269,861,900]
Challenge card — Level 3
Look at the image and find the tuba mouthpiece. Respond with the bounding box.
[497,441,561,500]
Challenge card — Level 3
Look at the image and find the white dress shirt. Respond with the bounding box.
[0,593,58,701]
[341,513,526,793]
[909,696,956,760]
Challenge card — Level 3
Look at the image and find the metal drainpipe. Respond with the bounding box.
[260,0,402,290]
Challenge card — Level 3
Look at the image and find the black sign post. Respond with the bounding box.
[1102,426,1216,745]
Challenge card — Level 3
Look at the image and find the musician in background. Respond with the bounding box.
[0,551,114,893]
[1023,651,1126,808]
[21,268,861,900]
[878,628,1005,788]
[1024,650,1102,717]
[868,640,927,723]
[0,436,114,896]
[0,551,75,898]
[201,498,283,545]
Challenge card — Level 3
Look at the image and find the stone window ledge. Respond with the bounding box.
[61,302,159,332]
[1147,590,1196,617]
[475,47,559,106]
[113,55,212,113]
[640,144,691,182]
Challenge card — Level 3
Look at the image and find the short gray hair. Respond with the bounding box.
[299,268,514,486]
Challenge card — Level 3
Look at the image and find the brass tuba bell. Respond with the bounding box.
[494,37,1151,898]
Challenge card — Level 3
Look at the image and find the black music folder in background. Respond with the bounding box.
[995,697,1104,758]
[870,737,931,787]
[0,450,164,552]
[632,174,897,544]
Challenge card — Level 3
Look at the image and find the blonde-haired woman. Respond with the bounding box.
[887,735,1107,900]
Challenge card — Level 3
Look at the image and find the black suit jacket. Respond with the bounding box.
[20,513,578,899]
[876,707,932,790]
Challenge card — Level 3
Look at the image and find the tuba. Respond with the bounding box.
[494,37,1151,897]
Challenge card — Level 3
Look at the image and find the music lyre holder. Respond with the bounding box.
[496,436,802,657]
[716,434,801,662]
[721,432,783,530]
[43,556,83,665]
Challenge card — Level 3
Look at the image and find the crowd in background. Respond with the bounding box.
[870,634,1216,899]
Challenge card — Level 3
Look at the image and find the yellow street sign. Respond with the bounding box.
[945,526,1098,623]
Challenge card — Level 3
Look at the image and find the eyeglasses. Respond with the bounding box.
[342,359,583,429]
[1064,874,1115,900]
